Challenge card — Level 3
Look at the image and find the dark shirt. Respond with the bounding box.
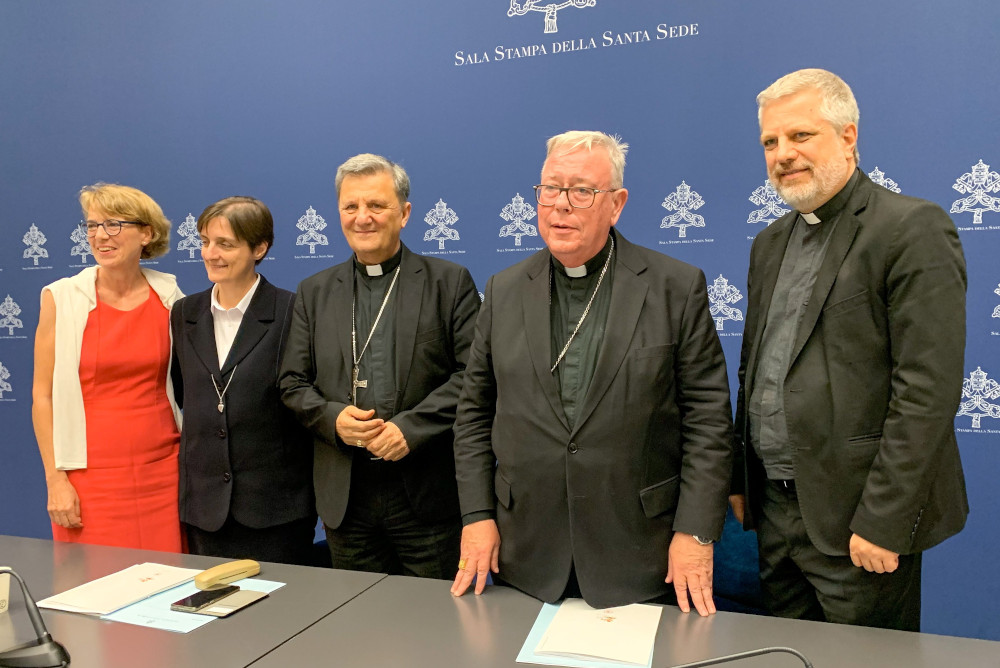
[550,234,615,428]
[749,170,860,479]
[352,248,402,422]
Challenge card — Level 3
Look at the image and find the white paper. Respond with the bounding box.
[517,603,657,668]
[37,563,201,616]
[535,599,662,666]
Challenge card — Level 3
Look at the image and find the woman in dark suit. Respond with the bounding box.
[170,196,315,564]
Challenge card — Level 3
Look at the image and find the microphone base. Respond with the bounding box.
[0,637,71,667]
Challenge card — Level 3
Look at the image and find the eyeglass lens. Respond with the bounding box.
[536,186,597,208]
[82,221,124,236]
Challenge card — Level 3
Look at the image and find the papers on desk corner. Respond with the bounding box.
[37,563,201,616]
[102,578,285,633]
[517,598,662,668]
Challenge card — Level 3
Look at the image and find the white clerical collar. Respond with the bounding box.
[554,235,614,278]
[355,248,402,277]
[211,274,260,314]
[801,212,821,225]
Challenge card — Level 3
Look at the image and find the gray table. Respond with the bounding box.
[0,535,384,668]
[250,575,1000,668]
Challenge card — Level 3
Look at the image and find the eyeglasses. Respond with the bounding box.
[533,185,618,209]
[80,220,148,237]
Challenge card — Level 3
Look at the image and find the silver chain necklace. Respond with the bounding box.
[211,365,238,413]
[351,265,401,405]
[550,235,614,374]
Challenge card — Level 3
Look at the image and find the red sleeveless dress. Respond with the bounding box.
[51,286,182,551]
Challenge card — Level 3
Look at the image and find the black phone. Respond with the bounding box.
[170,585,239,612]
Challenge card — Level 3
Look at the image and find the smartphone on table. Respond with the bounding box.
[170,585,239,612]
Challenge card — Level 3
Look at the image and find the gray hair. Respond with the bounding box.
[544,131,629,189]
[757,68,860,163]
[335,153,410,204]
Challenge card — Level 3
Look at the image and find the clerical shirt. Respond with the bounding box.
[352,248,401,423]
[749,170,860,479]
[550,234,615,428]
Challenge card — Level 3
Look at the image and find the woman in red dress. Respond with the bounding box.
[32,183,184,551]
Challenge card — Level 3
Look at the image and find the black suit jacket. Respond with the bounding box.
[170,276,314,532]
[278,244,481,529]
[733,171,969,556]
[454,230,734,608]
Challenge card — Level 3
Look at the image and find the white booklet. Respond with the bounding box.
[534,598,662,666]
[37,563,201,616]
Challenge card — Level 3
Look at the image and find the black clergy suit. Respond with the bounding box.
[733,171,968,624]
[170,277,315,560]
[279,245,480,536]
[454,230,734,608]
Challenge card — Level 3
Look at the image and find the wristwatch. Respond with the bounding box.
[691,534,714,546]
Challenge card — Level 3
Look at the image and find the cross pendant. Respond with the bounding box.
[351,365,368,406]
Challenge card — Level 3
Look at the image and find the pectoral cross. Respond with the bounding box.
[351,365,367,406]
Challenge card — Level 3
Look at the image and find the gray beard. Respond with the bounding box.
[771,159,845,213]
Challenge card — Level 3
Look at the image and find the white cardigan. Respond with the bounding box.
[43,266,184,470]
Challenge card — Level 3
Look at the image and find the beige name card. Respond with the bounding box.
[0,573,10,614]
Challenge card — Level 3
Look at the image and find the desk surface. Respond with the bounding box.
[251,575,1000,668]
[4,538,999,668]
[0,535,383,668]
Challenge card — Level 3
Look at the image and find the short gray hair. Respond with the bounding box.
[757,68,860,163]
[544,131,629,189]
[335,153,410,204]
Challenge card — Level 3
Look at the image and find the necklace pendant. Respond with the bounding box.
[211,365,237,416]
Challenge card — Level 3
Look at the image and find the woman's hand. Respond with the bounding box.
[46,473,83,528]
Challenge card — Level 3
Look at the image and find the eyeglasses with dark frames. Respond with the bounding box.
[80,220,148,237]
[533,185,619,209]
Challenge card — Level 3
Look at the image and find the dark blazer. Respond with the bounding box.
[733,171,969,556]
[278,245,481,529]
[170,276,314,532]
[454,230,734,608]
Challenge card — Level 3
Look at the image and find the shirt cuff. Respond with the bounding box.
[462,510,495,526]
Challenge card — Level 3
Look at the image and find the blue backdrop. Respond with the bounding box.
[2,0,998,640]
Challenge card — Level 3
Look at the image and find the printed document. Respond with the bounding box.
[37,563,200,615]
[533,598,661,666]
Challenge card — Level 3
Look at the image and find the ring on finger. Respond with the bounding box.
[458,558,468,570]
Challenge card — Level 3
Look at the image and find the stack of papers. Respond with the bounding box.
[37,563,200,615]
[37,562,285,633]
[518,599,662,668]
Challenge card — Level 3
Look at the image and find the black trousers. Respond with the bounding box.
[757,479,922,631]
[324,457,460,580]
[185,514,318,566]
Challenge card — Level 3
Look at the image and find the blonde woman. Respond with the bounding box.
[32,183,183,550]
